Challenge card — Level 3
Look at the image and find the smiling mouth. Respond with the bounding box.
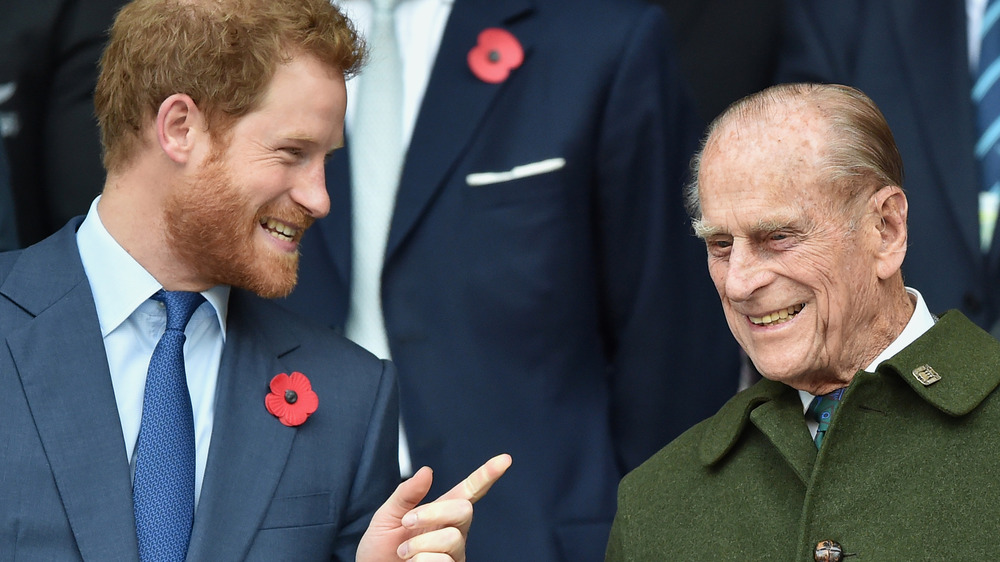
[749,303,805,326]
[261,218,301,242]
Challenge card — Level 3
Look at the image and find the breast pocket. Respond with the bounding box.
[464,157,568,209]
[259,491,333,529]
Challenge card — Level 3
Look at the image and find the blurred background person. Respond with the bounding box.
[281,0,742,559]
[775,1,1000,335]
[0,0,125,247]
[648,0,785,122]
[0,136,17,251]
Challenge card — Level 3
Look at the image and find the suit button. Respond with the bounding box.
[814,540,843,562]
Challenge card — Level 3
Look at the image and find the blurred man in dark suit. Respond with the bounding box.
[0,0,125,245]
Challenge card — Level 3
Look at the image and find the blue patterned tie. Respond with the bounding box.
[133,290,205,561]
[974,0,1000,252]
[806,387,845,449]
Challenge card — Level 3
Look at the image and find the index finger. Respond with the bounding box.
[437,453,512,504]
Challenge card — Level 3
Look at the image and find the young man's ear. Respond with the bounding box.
[156,93,205,164]
[872,185,908,280]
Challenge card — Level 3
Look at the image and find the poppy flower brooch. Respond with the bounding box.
[265,372,318,427]
[467,27,524,84]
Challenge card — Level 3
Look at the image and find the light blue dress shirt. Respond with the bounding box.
[76,197,229,507]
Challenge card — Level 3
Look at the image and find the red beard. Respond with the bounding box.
[164,149,314,298]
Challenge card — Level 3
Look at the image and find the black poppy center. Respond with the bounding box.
[488,50,501,63]
[284,389,298,404]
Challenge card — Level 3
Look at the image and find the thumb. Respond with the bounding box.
[372,466,434,525]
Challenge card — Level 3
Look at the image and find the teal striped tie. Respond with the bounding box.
[807,387,845,449]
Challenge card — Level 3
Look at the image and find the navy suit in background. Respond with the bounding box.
[650,0,785,122]
[0,220,399,560]
[0,136,17,251]
[0,0,125,246]
[775,1,999,329]
[282,0,741,559]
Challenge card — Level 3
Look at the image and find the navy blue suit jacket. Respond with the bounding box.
[776,1,998,328]
[282,0,740,559]
[0,220,399,560]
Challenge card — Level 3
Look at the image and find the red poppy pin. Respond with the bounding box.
[467,28,524,84]
[265,372,318,427]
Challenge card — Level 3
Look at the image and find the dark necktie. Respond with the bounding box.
[974,0,1000,252]
[133,290,205,561]
[806,387,845,449]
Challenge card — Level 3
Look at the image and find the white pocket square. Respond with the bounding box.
[465,157,566,186]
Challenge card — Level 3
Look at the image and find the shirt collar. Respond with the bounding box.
[76,196,229,338]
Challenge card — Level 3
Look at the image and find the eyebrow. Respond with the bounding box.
[751,218,798,232]
[692,219,722,239]
[693,216,805,240]
[279,133,343,157]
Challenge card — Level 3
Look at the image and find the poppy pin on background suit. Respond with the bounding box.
[467,28,523,84]
[265,372,319,426]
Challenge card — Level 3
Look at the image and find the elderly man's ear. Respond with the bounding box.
[156,93,207,165]
[873,185,908,280]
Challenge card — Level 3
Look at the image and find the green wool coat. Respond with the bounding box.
[606,311,1000,560]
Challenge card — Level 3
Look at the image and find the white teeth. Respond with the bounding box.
[749,303,804,326]
[262,218,299,241]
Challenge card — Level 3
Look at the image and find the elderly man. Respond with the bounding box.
[0,0,508,560]
[606,83,1000,560]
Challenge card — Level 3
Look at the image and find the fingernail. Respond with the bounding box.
[402,512,418,527]
[397,542,409,558]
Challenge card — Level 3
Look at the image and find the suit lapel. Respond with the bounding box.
[186,290,300,561]
[890,0,982,260]
[382,0,535,262]
[319,0,536,282]
[1,223,140,560]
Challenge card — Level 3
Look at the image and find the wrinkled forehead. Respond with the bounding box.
[707,100,829,161]
[697,105,838,224]
[704,104,830,186]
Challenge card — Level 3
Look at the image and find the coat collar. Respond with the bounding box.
[878,310,1000,416]
[697,311,1000,470]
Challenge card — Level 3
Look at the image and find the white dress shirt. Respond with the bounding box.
[77,197,229,506]
[338,0,453,147]
[799,287,936,437]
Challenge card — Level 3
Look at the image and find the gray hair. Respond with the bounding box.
[685,83,904,225]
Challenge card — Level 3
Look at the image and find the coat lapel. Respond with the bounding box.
[748,397,818,484]
[382,0,535,262]
[1,223,140,560]
[699,379,816,484]
[890,0,982,260]
[186,290,301,561]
